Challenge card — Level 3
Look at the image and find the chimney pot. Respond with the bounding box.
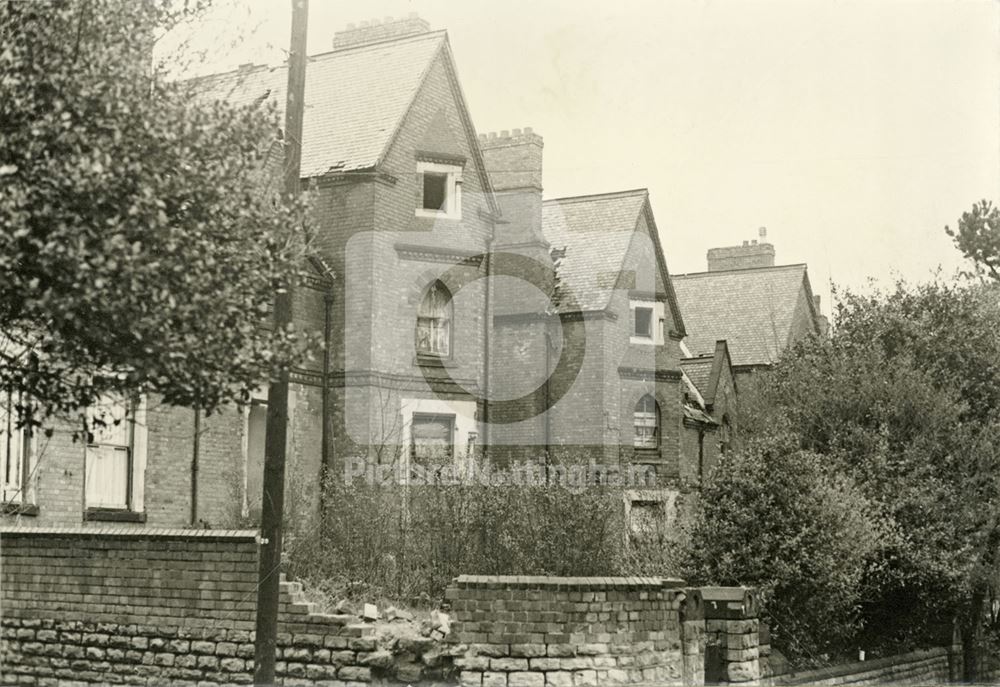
[513,128,522,136]
[742,240,749,247]
[759,226,767,240]
[524,126,533,134]
[346,22,356,29]
[500,129,510,138]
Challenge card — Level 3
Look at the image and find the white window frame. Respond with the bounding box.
[629,299,665,345]
[415,161,462,220]
[633,394,659,450]
[0,389,37,507]
[84,394,147,513]
[415,281,453,359]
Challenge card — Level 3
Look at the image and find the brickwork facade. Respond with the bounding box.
[0,19,735,529]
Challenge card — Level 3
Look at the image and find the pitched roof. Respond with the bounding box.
[190,31,448,177]
[671,264,817,367]
[680,357,713,397]
[542,189,649,313]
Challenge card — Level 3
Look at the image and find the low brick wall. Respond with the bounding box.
[764,646,959,685]
[445,575,695,686]
[0,527,380,685]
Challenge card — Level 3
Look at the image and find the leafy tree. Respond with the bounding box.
[0,0,314,430]
[686,436,892,663]
[947,200,1000,281]
[733,279,1000,673]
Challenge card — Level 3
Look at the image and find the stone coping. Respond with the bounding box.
[452,575,687,590]
[0,526,259,542]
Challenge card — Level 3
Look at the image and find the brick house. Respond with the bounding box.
[672,228,828,392]
[0,16,736,528]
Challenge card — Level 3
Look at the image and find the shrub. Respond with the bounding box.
[684,437,893,664]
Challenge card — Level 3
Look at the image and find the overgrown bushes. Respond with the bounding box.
[284,474,648,606]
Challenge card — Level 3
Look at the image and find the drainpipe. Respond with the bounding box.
[320,288,333,500]
[482,235,494,454]
[190,406,200,526]
[544,330,551,463]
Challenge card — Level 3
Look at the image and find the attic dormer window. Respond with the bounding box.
[416,160,462,220]
[423,173,448,211]
[629,299,665,345]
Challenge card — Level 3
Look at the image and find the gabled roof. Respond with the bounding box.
[672,264,818,367]
[681,340,734,406]
[543,189,648,312]
[190,31,447,177]
[542,189,684,333]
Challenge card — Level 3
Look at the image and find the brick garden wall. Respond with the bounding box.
[0,527,381,685]
[445,575,704,687]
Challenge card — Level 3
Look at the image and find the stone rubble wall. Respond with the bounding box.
[444,575,700,687]
[763,646,959,686]
[0,527,388,685]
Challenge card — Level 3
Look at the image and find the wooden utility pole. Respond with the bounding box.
[253,0,308,683]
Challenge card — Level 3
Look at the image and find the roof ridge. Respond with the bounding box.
[544,188,648,204]
[188,30,447,83]
[672,263,808,278]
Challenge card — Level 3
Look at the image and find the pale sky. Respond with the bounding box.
[162,0,1000,310]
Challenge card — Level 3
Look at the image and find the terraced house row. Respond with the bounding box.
[0,15,826,531]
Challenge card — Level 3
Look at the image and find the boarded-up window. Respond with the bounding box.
[411,413,454,465]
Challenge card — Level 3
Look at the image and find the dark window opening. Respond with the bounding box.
[634,307,653,338]
[423,172,448,211]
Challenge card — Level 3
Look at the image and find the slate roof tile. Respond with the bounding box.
[190,31,447,177]
[671,264,813,367]
[680,357,713,397]
[542,189,648,312]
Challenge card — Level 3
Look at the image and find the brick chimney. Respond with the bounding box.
[332,14,430,50]
[479,128,553,308]
[706,226,775,271]
[479,128,546,246]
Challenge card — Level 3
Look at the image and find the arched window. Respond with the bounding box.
[634,395,659,449]
[415,281,452,358]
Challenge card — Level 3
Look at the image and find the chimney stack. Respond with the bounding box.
[479,128,552,306]
[707,227,776,272]
[333,14,430,50]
